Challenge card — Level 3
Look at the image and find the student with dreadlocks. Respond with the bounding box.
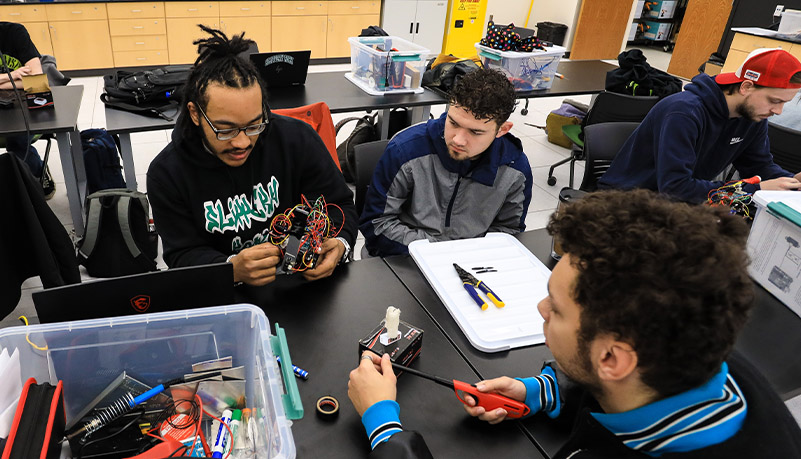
[147,26,357,286]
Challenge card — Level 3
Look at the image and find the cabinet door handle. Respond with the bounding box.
[416,22,420,34]
[72,11,83,14]
[329,18,333,32]
[352,6,360,8]
[187,8,198,12]
[241,7,250,10]
[409,22,413,34]
[133,26,144,29]
[9,12,20,16]
[297,6,305,10]
[135,42,145,45]
[49,25,56,40]
[131,9,142,13]
[137,57,147,61]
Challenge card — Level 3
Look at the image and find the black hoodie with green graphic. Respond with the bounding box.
[146,112,357,268]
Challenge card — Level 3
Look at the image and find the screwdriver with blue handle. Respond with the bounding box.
[453,263,505,310]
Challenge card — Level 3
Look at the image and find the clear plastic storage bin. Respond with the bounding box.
[0,304,299,459]
[347,36,430,95]
[475,43,567,91]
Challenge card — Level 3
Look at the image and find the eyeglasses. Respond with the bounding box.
[196,103,268,141]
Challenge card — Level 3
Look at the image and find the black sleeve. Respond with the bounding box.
[2,22,41,65]
[370,431,434,459]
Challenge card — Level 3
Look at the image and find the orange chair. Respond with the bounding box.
[273,102,340,170]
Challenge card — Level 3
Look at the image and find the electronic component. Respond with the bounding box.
[268,195,344,274]
[706,176,759,220]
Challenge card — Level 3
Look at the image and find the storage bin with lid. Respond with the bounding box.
[475,43,566,91]
[346,36,430,95]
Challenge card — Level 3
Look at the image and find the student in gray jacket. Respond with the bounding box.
[360,68,533,257]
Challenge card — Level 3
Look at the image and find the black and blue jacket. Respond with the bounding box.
[360,112,533,257]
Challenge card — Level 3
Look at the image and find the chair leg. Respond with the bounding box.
[521,98,529,116]
[568,157,575,189]
[40,137,53,187]
[548,156,572,186]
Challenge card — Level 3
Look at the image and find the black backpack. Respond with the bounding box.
[76,189,158,278]
[335,113,379,183]
[81,128,126,195]
[335,109,412,182]
[100,65,191,120]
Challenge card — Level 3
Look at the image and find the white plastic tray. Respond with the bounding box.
[409,233,551,352]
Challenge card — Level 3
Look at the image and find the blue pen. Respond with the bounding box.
[212,409,233,458]
[276,356,309,380]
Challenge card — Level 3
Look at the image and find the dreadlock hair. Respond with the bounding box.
[177,25,268,135]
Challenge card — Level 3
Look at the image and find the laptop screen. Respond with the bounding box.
[249,50,312,87]
[32,263,235,323]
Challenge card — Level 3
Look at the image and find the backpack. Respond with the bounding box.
[422,56,481,94]
[545,101,588,148]
[81,128,126,195]
[76,189,158,278]
[335,109,413,182]
[100,65,191,120]
[335,113,379,183]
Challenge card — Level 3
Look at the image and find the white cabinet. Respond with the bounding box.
[381,0,447,54]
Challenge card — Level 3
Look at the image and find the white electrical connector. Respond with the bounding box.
[380,306,401,345]
[776,5,786,18]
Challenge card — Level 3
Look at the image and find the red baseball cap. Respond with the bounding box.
[715,48,801,89]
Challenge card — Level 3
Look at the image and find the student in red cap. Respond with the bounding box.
[599,48,801,202]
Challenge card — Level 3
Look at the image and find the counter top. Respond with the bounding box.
[732,27,801,45]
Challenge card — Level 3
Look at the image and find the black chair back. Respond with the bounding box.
[580,122,640,192]
[354,140,389,216]
[584,91,660,127]
[768,122,801,173]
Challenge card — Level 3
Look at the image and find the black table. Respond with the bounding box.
[235,257,544,458]
[384,228,801,457]
[104,71,446,190]
[1,85,86,236]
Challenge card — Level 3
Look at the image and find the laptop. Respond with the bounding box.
[33,263,235,324]
[249,50,312,87]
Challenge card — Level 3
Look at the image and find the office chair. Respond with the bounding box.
[578,122,640,192]
[273,102,339,170]
[547,91,659,187]
[768,122,801,173]
[353,140,389,217]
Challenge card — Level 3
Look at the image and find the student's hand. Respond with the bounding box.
[10,66,32,80]
[230,244,282,286]
[302,238,345,281]
[761,176,801,191]
[348,353,397,416]
[462,377,527,425]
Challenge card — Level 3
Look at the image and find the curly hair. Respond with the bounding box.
[176,25,268,135]
[449,68,516,125]
[547,189,753,397]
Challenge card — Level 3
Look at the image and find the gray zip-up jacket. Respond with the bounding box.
[360,112,533,257]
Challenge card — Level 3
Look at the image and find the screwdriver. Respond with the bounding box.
[391,363,530,419]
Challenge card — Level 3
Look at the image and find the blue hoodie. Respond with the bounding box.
[599,73,791,202]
